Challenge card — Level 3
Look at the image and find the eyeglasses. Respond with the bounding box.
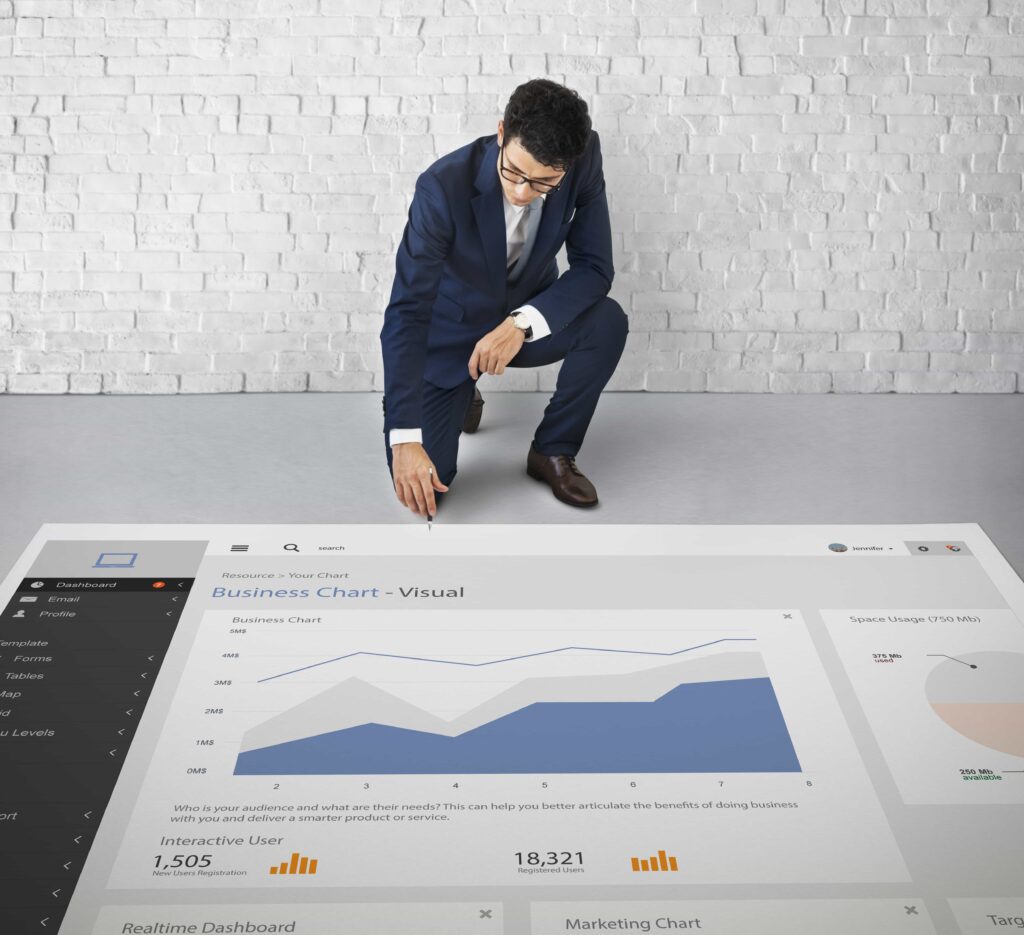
[499,141,565,195]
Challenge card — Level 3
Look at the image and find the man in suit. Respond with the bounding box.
[380,78,628,519]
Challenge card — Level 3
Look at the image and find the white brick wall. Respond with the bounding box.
[1,0,1021,395]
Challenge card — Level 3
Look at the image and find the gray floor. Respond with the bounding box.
[2,392,1023,581]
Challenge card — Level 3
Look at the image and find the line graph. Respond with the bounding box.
[256,638,759,682]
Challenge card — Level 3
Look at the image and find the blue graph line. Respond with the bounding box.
[257,638,758,684]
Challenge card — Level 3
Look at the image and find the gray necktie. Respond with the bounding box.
[507,206,529,273]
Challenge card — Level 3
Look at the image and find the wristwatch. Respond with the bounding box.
[508,311,533,340]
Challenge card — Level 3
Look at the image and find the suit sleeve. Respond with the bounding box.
[379,172,454,434]
[524,130,614,335]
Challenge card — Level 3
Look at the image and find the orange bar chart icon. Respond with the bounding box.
[630,851,679,872]
[269,852,318,875]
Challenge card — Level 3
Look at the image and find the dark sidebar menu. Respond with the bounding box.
[0,576,193,931]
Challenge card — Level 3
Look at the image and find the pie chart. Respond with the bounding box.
[925,651,1024,757]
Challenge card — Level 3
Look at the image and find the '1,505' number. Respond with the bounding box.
[154,854,212,870]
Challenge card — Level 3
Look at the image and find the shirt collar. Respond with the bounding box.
[502,187,546,213]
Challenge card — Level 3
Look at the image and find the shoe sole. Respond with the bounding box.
[462,401,483,434]
[526,464,598,507]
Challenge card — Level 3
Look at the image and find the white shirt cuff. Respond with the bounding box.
[389,428,423,447]
[513,303,551,342]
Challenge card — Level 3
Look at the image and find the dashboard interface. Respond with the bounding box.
[1,523,1022,935]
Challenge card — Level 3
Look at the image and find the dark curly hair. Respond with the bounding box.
[502,79,592,172]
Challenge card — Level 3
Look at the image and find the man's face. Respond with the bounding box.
[496,119,566,208]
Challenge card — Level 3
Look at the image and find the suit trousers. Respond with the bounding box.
[384,294,628,498]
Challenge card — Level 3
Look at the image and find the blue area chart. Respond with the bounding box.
[234,677,802,775]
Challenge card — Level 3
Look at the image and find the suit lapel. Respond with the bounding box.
[515,183,569,286]
[471,137,508,308]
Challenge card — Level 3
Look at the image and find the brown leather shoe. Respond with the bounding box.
[526,445,598,507]
[462,386,484,434]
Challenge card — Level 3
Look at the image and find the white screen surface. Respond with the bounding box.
[2,523,1022,935]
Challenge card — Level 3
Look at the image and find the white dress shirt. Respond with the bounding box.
[389,185,554,447]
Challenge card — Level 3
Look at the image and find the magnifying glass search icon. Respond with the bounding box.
[284,543,300,552]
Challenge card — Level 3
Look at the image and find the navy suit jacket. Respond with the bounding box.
[380,130,614,435]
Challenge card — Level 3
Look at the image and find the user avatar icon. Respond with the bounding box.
[828,543,848,553]
[13,609,26,618]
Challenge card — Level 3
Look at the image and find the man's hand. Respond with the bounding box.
[392,442,448,517]
[468,316,526,379]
